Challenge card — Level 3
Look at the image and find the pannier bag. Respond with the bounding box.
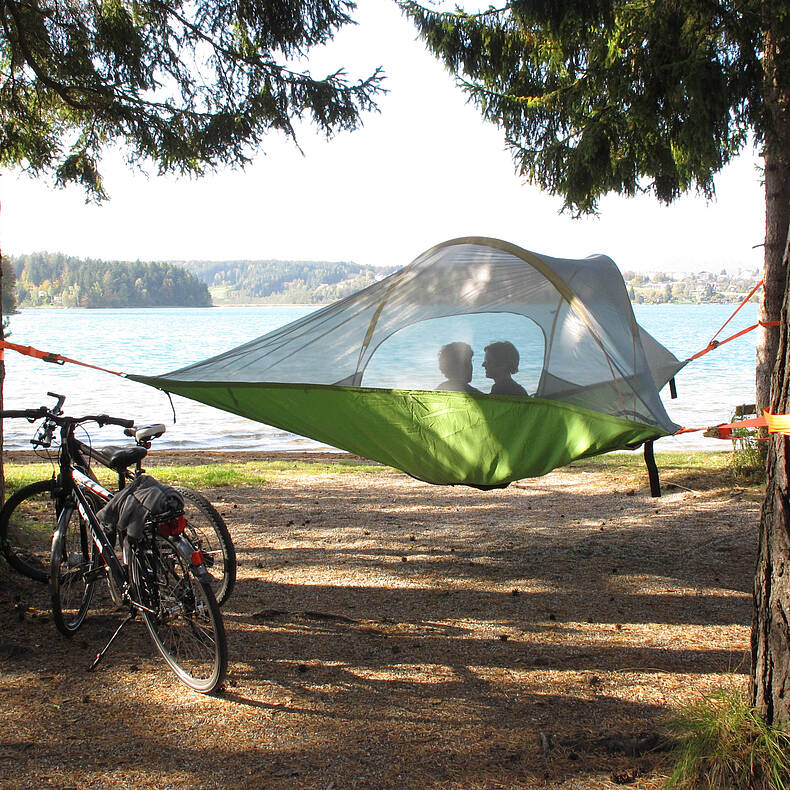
[97,474,184,541]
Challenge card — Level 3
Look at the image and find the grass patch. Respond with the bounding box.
[0,451,759,496]
[143,460,385,488]
[666,685,790,790]
[729,443,766,484]
[0,463,121,495]
[570,450,763,497]
[2,464,58,496]
[573,450,730,472]
[1,458,386,494]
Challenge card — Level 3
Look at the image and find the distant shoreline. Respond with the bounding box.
[12,302,323,311]
[14,299,756,310]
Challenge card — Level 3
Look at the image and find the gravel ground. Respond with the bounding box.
[0,454,760,789]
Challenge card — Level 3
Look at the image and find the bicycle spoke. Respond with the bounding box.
[1,480,59,582]
[173,486,236,606]
[130,534,226,692]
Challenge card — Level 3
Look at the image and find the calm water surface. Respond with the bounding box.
[3,303,758,453]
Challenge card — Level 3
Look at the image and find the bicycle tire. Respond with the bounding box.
[50,505,97,635]
[128,533,227,693]
[172,486,236,606]
[0,479,59,582]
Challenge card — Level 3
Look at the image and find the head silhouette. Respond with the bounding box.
[438,342,474,384]
[483,341,519,379]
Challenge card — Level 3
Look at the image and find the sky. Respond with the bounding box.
[0,1,767,275]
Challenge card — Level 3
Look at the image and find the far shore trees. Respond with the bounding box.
[0,0,385,499]
[10,255,211,308]
[400,0,790,725]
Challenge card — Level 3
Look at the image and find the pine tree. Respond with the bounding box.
[0,0,384,200]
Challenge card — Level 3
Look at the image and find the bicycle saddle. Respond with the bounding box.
[93,445,148,471]
[132,424,166,443]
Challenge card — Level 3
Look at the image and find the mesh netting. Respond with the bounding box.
[163,238,680,433]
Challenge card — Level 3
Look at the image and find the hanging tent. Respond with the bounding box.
[132,237,684,488]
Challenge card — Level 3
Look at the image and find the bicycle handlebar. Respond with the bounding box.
[1,408,134,429]
[47,392,66,415]
[0,407,49,421]
[74,415,135,429]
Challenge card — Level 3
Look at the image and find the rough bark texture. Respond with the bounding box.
[758,150,790,413]
[752,268,790,721]
[758,0,790,413]
[752,4,790,724]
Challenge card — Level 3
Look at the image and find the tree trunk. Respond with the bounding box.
[757,149,790,413]
[757,0,790,414]
[751,2,790,725]
[752,248,790,721]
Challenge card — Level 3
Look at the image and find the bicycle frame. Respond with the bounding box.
[54,421,135,603]
[72,468,113,500]
[63,485,132,598]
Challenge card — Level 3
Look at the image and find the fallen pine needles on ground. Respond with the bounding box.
[0,451,763,789]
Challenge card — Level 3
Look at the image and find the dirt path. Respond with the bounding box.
[0,458,759,789]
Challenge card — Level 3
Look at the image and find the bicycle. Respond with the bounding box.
[0,393,236,605]
[2,404,227,693]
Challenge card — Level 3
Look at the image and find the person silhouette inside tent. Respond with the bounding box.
[483,341,529,396]
[436,342,482,394]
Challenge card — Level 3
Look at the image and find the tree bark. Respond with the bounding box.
[752,248,790,722]
[757,0,790,414]
[757,149,790,413]
[752,1,790,725]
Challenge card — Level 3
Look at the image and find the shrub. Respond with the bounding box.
[666,686,790,790]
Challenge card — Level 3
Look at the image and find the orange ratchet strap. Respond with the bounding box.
[766,410,790,436]
[679,411,790,440]
[687,279,780,362]
[0,339,125,377]
[688,320,780,362]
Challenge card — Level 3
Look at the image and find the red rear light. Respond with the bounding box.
[191,550,205,566]
[156,515,186,537]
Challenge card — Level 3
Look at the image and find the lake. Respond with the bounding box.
[3,303,759,453]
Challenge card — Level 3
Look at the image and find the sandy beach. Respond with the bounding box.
[0,453,760,789]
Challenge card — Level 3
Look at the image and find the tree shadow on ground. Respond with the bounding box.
[0,463,757,789]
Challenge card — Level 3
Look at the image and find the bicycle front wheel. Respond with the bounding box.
[50,506,96,635]
[129,534,227,693]
[1,479,59,582]
[172,486,236,606]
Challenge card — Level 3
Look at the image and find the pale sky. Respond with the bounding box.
[0,1,766,274]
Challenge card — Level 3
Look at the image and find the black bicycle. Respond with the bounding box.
[0,393,235,605]
[2,404,227,693]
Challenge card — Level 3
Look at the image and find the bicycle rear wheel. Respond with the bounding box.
[50,506,96,635]
[1,479,58,582]
[128,534,227,693]
[173,486,236,606]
